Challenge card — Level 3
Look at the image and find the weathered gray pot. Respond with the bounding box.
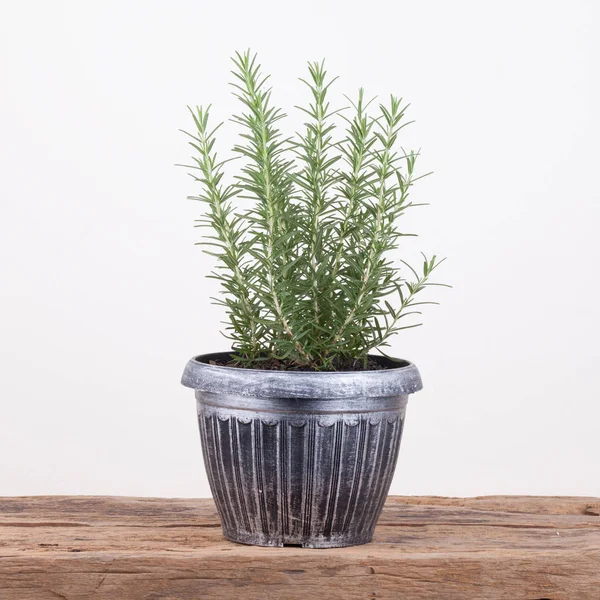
[181,352,422,548]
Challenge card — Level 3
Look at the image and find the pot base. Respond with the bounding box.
[222,528,373,548]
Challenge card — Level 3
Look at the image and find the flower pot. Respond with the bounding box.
[181,352,422,548]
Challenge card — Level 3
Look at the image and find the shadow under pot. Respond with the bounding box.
[181,351,423,548]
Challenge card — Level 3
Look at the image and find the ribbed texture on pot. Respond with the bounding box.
[196,391,408,548]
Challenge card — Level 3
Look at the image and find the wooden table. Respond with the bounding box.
[1,495,599,599]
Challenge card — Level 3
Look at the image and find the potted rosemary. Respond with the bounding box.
[181,51,446,548]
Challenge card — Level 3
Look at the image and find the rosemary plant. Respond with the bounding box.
[182,51,447,371]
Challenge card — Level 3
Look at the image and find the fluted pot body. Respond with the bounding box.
[181,352,423,548]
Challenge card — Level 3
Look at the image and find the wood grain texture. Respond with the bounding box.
[1,495,599,599]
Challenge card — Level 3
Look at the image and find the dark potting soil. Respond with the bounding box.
[208,357,389,372]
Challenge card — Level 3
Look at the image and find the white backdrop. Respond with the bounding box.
[1,0,599,498]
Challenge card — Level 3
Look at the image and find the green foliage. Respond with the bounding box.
[182,50,447,370]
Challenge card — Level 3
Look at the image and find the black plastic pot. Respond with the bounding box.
[181,352,422,548]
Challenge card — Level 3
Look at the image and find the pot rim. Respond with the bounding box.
[181,351,423,399]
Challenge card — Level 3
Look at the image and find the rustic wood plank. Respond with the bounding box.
[1,495,599,599]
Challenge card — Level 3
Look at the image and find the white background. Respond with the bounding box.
[1,0,599,499]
